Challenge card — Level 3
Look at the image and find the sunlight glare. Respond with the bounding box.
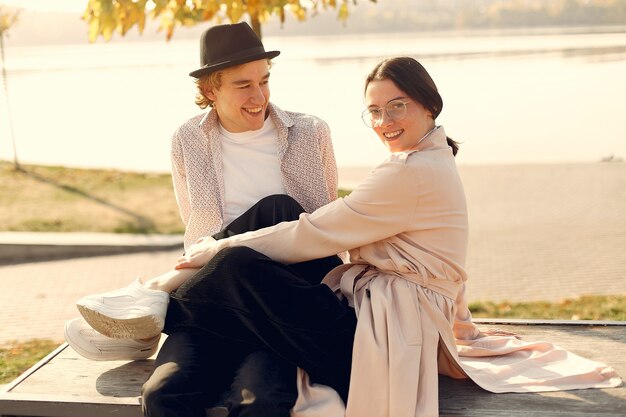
[0,0,86,13]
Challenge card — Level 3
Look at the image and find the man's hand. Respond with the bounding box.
[175,236,219,270]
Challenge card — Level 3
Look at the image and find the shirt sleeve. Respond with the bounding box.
[318,119,339,202]
[170,130,190,228]
[216,157,421,264]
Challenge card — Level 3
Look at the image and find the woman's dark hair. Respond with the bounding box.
[365,57,459,156]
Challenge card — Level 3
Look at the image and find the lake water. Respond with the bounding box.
[1,26,625,173]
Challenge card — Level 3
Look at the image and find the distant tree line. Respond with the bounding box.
[453,0,626,29]
[331,0,626,34]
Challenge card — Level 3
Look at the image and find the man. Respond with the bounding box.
[65,22,341,416]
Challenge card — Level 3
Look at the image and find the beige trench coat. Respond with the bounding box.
[212,127,622,417]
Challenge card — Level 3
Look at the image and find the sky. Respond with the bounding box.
[1,0,86,12]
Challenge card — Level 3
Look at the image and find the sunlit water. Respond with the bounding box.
[1,27,625,174]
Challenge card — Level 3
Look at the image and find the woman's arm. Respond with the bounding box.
[177,157,422,269]
[142,266,200,293]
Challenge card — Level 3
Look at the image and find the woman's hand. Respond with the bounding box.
[174,236,219,269]
[477,327,520,339]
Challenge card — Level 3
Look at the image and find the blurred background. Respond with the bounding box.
[1,1,625,357]
[0,0,625,176]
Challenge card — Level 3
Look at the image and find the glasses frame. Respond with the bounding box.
[361,99,411,128]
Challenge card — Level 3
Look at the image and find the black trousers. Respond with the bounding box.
[142,195,353,417]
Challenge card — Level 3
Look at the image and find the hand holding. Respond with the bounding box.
[477,327,520,339]
[175,236,219,269]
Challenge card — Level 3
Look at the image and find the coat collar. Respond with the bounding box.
[414,125,446,151]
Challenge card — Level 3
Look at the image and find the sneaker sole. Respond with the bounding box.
[77,304,164,339]
[64,321,108,361]
[64,325,157,362]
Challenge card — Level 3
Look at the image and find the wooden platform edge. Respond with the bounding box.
[0,396,141,417]
[1,343,144,417]
[1,320,625,417]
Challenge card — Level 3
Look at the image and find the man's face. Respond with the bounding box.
[206,59,270,133]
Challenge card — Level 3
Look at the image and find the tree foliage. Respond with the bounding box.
[0,5,19,34]
[83,0,375,42]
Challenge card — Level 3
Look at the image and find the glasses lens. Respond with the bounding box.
[386,100,407,120]
[361,109,379,128]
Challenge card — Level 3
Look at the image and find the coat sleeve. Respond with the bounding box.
[170,130,190,228]
[215,158,421,264]
[452,282,481,340]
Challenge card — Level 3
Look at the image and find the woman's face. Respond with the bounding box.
[205,59,270,133]
[364,79,434,153]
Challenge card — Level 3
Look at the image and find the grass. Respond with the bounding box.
[469,295,626,321]
[0,340,61,384]
[0,161,353,235]
[0,161,184,234]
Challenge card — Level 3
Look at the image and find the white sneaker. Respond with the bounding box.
[76,277,169,339]
[64,318,159,361]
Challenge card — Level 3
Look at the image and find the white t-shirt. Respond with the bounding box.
[219,118,285,227]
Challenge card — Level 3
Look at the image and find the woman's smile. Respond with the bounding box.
[383,129,404,140]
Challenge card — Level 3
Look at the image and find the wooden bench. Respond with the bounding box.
[1,320,624,417]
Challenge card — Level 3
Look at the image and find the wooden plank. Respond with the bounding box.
[439,323,626,417]
[0,343,148,417]
[1,322,624,417]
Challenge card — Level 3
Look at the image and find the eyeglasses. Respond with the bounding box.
[361,99,411,128]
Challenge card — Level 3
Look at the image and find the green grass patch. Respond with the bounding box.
[0,161,184,234]
[338,189,351,198]
[0,161,351,234]
[0,161,352,235]
[469,294,626,321]
[0,340,61,384]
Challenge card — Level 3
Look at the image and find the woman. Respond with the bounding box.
[76,57,620,417]
[166,56,470,416]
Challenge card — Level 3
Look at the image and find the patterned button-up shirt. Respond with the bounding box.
[171,103,338,251]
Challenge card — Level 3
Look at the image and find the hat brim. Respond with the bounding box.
[189,50,280,78]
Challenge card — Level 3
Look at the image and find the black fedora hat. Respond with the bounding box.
[189,22,280,78]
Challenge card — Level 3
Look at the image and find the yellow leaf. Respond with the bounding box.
[202,9,215,20]
[294,6,306,21]
[151,0,168,17]
[160,13,176,41]
[226,0,245,23]
[102,14,116,41]
[137,8,146,33]
[338,2,349,20]
[87,16,100,42]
